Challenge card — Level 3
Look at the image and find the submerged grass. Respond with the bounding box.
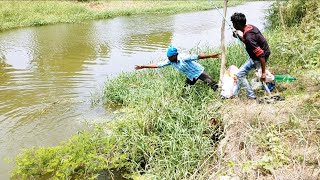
[0,0,243,31]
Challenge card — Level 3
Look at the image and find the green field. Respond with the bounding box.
[0,0,242,31]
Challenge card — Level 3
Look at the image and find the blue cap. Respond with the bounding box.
[167,44,178,57]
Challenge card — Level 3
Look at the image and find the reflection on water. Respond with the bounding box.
[0,1,272,179]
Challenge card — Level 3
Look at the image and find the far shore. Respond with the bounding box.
[0,0,243,31]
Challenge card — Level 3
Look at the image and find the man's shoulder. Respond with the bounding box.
[179,53,198,61]
[178,53,190,60]
[246,25,261,34]
[244,27,260,41]
[157,59,171,67]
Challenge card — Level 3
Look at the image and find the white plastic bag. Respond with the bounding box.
[253,69,276,91]
[255,69,274,83]
[221,65,239,98]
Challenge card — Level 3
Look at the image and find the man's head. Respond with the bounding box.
[231,12,246,31]
[167,45,178,62]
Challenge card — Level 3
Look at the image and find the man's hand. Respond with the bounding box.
[198,53,221,59]
[260,72,266,82]
[232,31,244,42]
[135,64,158,69]
[212,53,221,58]
[135,65,143,70]
[232,31,238,38]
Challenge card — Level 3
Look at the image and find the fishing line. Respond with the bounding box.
[209,0,250,58]
[209,0,275,98]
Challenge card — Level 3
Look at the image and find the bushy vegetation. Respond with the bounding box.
[266,0,320,71]
[267,0,307,28]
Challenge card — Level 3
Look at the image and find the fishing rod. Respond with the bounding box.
[209,0,272,97]
[209,0,250,58]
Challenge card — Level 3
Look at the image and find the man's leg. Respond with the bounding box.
[182,78,198,96]
[234,59,256,98]
[198,71,218,91]
[184,77,197,87]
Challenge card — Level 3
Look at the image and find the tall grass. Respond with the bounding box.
[97,52,225,178]
[12,47,228,178]
[267,0,307,28]
[266,0,320,72]
[194,1,320,178]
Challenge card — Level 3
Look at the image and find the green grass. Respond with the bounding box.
[265,0,320,72]
[11,0,320,179]
[12,35,320,179]
[12,46,227,179]
[0,0,243,31]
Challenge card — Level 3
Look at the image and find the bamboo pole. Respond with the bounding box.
[219,0,228,86]
[275,0,285,29]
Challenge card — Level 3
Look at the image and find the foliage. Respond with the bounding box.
[265,0,320,73]
[12,129,134,179]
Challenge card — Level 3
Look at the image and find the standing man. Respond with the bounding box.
[231,12,271,99]
[135,45,220,91]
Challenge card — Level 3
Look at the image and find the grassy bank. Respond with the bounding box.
[0,0,243,31]
[12,0,320,179]
[196,0,320,178]
[12,46,224,179]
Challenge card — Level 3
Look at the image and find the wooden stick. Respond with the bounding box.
[219,0,228,86]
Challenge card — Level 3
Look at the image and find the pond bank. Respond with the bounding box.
[0,0,243,31]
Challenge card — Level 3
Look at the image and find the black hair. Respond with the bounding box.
[230,12,246,27]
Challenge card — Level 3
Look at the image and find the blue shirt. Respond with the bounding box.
[157,54,204,80]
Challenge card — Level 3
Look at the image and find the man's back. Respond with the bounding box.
[243,25,271,61]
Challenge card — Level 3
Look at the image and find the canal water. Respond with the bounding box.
[0,1,272,178]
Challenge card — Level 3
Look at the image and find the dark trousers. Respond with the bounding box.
[185,71,218,91]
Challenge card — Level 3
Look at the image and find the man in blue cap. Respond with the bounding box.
[135,45,220,91]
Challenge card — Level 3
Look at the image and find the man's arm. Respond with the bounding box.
[135,64,158,70]
[233,31,244,42]
[198,53,221,59]
[259,57,266,82]
[245,35,267,82]
[135,60,170,70]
